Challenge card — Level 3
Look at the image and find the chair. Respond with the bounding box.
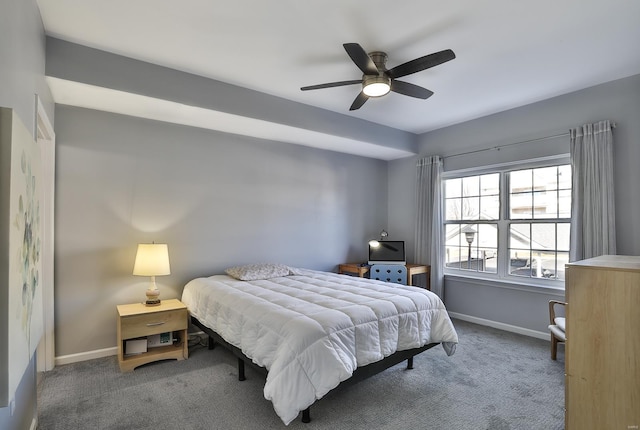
[370,264,407,285]
[548,300,567,360]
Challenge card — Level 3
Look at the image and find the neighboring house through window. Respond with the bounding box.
[444,159,571,285]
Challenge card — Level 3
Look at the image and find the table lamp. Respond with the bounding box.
[133,243,171,306]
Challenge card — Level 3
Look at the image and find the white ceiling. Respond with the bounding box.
[37,0,640,152]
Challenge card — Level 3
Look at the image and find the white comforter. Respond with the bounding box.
[181,268,458,425]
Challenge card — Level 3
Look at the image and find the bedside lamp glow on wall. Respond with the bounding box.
[133,243,171,306]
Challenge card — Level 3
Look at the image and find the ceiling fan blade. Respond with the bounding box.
[301,80,362,91]
[388,49,456,79]
[391,80,434,99]
[349,92,369,111]
[343,43,378,75]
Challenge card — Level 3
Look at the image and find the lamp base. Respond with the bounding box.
[145,289,161,306]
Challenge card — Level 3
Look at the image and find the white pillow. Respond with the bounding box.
[225,263,291,281]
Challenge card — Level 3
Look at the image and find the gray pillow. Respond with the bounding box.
[225,263,291,281]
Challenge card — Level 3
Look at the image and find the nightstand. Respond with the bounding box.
[116,298,188,372]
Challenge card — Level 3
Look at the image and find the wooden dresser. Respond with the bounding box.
[565,255,640,430]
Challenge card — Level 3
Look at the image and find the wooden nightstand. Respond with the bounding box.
[116,298,188,372]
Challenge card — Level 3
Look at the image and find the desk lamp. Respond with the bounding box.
[368,229,389,248]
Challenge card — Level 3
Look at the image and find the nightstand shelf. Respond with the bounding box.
[116,298,188,372]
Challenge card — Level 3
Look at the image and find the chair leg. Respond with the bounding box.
[550,334,557,360]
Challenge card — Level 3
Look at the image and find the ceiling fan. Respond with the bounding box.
[301,43,456,111]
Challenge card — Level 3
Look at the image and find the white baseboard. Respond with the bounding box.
[30,417,37,430]
[55,346,117,366]
[449,312,549,341]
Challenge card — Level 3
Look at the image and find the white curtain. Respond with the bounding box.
[415,156,444,298]
[569,120,616,261]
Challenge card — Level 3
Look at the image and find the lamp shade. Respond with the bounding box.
[133,243,171,276]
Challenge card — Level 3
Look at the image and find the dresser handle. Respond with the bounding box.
[146,321,165,327]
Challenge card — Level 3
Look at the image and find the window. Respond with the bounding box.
[445,174,499,274]
[444,162,571,282]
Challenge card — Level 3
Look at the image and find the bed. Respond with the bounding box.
[181,264,458,425]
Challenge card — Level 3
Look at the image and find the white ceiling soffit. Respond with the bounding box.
[47,77,415,161]
[37,0,640,134]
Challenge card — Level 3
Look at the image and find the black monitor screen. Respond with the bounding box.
[368,240,406,264]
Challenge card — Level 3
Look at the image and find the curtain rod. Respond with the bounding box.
[443,121,616,160]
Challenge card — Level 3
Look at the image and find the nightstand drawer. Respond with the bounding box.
[120,308,187,339]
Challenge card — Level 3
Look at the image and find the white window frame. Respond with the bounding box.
[442,155,570,290]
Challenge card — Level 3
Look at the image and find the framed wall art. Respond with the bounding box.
[0,107,43,406]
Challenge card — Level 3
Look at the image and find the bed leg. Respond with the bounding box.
[407,357,414,369]
[238,358,246,381]
[208,337,215,350]
[302,407,311,423]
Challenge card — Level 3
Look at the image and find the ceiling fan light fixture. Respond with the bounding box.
[362,75,391,97]
[301,43,455,110]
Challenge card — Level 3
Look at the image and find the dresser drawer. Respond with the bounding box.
[120,308,187,339]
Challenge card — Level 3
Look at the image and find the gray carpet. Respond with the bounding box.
[37,320,565,430]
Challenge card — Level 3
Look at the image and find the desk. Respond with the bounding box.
[338,263,430,290]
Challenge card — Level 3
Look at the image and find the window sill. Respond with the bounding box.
[444,272,565,296]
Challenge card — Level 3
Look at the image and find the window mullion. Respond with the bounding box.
[498,171,508,278]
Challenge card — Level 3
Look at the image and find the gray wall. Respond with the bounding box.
[53,59,640,357]
[54,106,388,357]
[388,73,640,334]
[0,0,53,428]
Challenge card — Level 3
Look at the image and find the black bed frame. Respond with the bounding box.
[191,316,439,423]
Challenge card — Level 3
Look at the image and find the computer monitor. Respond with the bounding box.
[368,240,406,265]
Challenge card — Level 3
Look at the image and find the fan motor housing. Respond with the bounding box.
[368,51,388,71]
